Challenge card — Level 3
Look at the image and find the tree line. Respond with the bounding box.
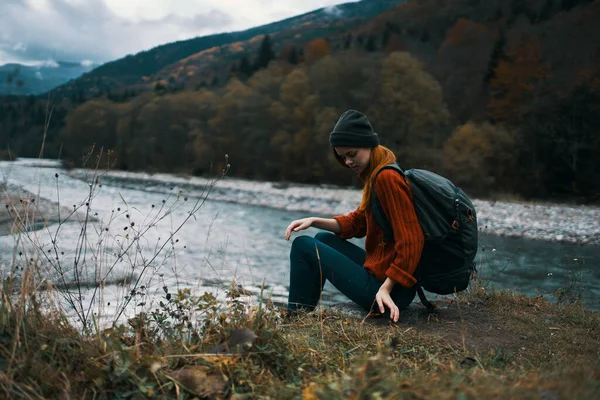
[0,0,598,202]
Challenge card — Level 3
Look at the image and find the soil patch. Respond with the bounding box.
[391,299,527,353]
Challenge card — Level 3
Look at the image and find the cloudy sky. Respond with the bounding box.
[0,0,356,66]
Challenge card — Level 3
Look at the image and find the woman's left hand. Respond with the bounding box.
[376,280,400,322]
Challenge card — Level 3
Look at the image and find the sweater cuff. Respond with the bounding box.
[332,215,353,239]
[385,264,417,288]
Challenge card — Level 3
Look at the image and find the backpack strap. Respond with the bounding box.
[371,195,394,243]
[371,163,437,313]
[416,286,437,313]
[370,162,406,244]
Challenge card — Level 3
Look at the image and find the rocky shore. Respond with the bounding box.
[1,159,599,246]
[0,184,78,236]
[69,169,600,246]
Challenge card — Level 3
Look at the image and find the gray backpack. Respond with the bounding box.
[371,163,479,311]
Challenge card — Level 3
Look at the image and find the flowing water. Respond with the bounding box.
[1,159,598,326]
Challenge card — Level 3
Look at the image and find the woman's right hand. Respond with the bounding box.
[285,217,315,240]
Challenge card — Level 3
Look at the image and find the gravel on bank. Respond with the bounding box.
[0,184,82,237]
[67,169,600,246]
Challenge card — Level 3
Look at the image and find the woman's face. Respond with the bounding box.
[335,147,371,174]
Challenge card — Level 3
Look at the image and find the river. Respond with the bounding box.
[0,159,598,327]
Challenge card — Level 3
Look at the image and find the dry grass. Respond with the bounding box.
[1,280,598,399]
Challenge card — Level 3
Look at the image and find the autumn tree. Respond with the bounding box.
[433,18,497,123]
[276,68,319,180]
[303,39,331,65]
[383,34,406,54]
[187,90,218,174]
[308,50,380,112]
[265,100,294,180]
[208,78,261,175]
[488,35,549,125]
[361,52,451,170]
[263,66,339,181]
[443,121,517,195]
[133,95,190,170]
[62,99,119,165]
[236,65,285,178]
[247,63,284,100]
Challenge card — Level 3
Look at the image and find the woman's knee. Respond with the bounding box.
[314,231,337,244]
[290,235,321,274]
[291,235,316,255]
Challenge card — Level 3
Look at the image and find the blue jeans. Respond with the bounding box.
[287,232,416,313]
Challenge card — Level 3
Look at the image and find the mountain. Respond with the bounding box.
[0,61,95,95]
[50,0,406,98]
[1,0,599,202]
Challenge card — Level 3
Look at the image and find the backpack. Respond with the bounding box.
[371,163,479,312]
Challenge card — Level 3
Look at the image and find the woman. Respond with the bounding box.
[284,109,424,322]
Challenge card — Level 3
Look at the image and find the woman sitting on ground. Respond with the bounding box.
[284,109,424,322]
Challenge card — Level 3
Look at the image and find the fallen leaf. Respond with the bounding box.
[167,366,228,399]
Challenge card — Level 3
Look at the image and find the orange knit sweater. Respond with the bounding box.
[333,169,425,288]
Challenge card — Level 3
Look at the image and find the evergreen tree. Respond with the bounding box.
[382,28,391,48]
[254,35,275,71]
[239,55,253,77]
[484,32,506,83]
[560,0,593,11]
[365,35,378,52]
[288,47,299,65]
[344,34,353,49]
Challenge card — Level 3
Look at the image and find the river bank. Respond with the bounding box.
[0,183,91,237]
[68,168,600,246]
[1,161,599,246]
[1,159,599,323]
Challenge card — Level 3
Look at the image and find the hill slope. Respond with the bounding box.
[50,0,406,98]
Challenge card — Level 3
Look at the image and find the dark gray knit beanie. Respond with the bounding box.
[329,109,380,148]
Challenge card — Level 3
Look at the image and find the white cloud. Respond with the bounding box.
[0,47,29,65]
[36,71,44,79]
[40,59,59,67]
[80,59,94,67]
[0,0,357,65]
[13,42,27,52]
[324,5,344,17]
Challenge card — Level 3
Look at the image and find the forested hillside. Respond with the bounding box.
[43,0,406,99]
[0,0,598,201]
